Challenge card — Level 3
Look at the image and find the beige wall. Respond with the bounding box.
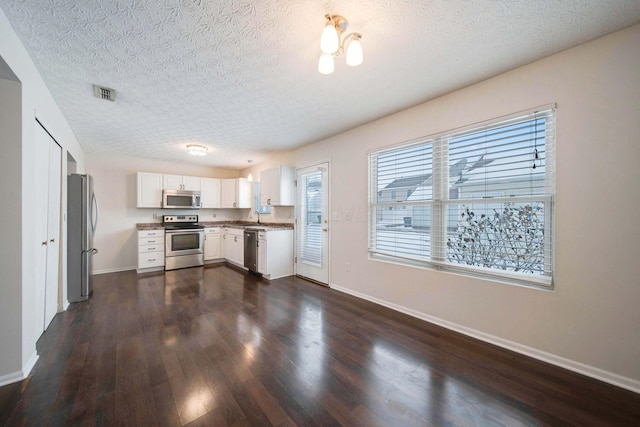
[85,154,242,273]
[274,24,639,389]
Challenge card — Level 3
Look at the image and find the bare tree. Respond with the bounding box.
[446,203,545,274]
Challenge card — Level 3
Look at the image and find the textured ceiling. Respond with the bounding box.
[2,1,640,168]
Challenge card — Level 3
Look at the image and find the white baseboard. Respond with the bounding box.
[22,351,38,378]
[330,283,640,395]
[93,266,136,275]
[0,352,39,387]
[0,369,23,388]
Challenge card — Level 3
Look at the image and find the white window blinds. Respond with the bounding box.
[368,105,556,288]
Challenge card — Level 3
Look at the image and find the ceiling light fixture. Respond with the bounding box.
[186,144,207,156]
[318,14,363,75]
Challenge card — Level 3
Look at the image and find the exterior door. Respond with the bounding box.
[295,163,329,285]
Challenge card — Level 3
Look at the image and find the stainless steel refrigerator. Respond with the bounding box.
[67,174,98,302]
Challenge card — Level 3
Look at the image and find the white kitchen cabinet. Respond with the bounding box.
[257,229,293,280]
[222,227,244,266]
[137,229,165,271]
[163,174,201,192]
[137,172,163,208]
[221,178,252,208]
[201,178,221,208]
[257,234,267,274]
[204,227,221,261]
[260,166,294,206]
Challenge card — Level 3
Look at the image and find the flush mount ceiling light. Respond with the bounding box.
[186,144,207,156]
[318,14,363,75]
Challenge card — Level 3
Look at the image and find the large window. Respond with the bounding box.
[368,105,555,287]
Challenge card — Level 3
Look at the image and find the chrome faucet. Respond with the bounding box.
[255,211,261,224]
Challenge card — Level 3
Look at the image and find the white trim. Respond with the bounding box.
[93,266,136,275]
[0,352,39,387]
[0,369,23,387]
[330,283,640,395]
[63,300,70,311]
[23,351,38,378]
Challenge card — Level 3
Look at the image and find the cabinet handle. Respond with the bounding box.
[322,228,328,232]
[42,241,48,246]
[149,258,156,262]
[50,238,55,243]
[148,240,154,243]
[234,236,237,242]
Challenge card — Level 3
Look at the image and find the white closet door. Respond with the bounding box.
[35,121,62,332]
[44,139,61,329]
[34,124,50,333]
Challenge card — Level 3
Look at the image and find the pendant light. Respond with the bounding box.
[317,14,363,75]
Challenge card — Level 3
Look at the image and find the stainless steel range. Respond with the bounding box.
[163,215,204,270]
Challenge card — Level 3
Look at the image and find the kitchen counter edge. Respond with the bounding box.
[136,222,293,231]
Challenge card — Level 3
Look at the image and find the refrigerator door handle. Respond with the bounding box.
[90,192,99,235]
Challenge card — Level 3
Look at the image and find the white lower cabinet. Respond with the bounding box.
[137,229,165,271]
[257,229,293,280]
[204,227,221,261]
[222,227,244,266]
[258,234,267,274]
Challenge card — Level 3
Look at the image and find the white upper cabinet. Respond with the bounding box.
[137,172,163,208]
[221,178,252,208]
[137,172,248,209]
[163,174,201,192]
[260,166,294,206]
[201,178,221,208]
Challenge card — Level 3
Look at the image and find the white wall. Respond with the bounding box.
[282,25,640,390]
[85,154,242,273]
[0,7,85,385]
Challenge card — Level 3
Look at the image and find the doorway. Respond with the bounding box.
[295,162,329,285]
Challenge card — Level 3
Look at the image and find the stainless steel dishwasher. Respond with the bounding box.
[244,229,258,272]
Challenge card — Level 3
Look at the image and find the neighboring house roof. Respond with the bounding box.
[382,174,432,190]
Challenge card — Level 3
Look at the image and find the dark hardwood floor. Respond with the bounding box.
[1,264,639,426]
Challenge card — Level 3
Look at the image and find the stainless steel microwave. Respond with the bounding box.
[162,190,201,209]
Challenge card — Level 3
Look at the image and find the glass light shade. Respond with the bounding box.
[320,23,339,54]
[318,53,335,75]
[346,37,363,66]
[187,144,207,156]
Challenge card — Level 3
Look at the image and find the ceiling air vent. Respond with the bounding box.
[93,84,116,102]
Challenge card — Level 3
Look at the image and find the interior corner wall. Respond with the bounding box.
[292,24,640,389]
[84,153,242,273]
[0,7,85,383]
